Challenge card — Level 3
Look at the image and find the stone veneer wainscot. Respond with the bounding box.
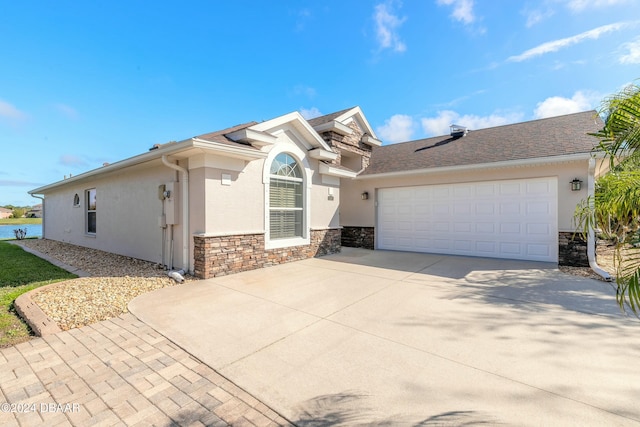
[558,231,589,267]
[193,228,341,279]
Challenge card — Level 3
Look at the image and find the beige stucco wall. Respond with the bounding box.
[42,161,181,266]
[39,117,348,274]
[189,147,340,238]
[340,159,592,233]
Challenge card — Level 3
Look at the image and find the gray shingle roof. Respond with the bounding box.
[307,107,357,127]
[195,122,259,147]
[362,110,603,176]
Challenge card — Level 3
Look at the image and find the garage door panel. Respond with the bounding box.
[527,243,551,257]
[433,222,450,232]
[454,222,472,232]
[500,202,521,214]
[500,223,521,234]
[499,242,522,255]
[499,183,521,195]
[432,204,450,215]
[527,201,551,214]
[527,223,550,235]
[476,223,495,233]
[377,177,558,262]
[476,203,495,215]
[527,180,552,194]
[476,241,496,253]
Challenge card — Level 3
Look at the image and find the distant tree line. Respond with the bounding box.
[1,205,33,218]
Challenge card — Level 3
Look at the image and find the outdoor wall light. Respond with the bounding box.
[571,178,583,191]
[361,191,369,200]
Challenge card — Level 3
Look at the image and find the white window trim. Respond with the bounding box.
[263,145,311,250]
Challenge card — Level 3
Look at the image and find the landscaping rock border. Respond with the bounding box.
[10,239,195,334]
[13,289,62,336]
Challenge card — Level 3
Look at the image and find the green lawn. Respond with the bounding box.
[0,241,76,347]
[0,218,42,225]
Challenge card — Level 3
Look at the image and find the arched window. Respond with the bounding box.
[73,193,80,207]
[269,153,303,239]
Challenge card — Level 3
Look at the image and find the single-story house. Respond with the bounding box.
[26,204,43,218]
[0,207,13,219]
[29,107,605,278]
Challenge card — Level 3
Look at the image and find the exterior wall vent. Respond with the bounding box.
[450,124,468,139]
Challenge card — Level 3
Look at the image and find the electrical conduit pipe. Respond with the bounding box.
[161,155,190,273]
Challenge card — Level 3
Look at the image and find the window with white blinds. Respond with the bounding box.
[269,153,303,239]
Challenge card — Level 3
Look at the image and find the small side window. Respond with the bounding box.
[86,188,96,234]
[73,193,80,207]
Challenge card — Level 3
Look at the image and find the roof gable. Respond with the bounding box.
[362,110,603,176]
[250,111,333,152]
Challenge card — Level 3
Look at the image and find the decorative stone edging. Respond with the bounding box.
[14,285,63,336]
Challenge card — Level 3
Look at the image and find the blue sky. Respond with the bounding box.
[1,0,639,206]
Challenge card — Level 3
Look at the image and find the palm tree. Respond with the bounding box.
[576,83,640,315]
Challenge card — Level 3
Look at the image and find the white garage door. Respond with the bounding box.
[377,177,558,262]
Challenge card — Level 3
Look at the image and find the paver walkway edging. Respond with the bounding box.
[7,241,88,337]
[14,288,63,337]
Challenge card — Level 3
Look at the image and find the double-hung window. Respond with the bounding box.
[269,153,303,239]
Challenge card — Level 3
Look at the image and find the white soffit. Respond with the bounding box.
[312,120,354,136]
[308,148,339,161]
[319,162,358,178]
[362,135,382,147]
[226,128,278,147]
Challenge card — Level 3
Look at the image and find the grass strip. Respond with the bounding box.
[0,241,76,347]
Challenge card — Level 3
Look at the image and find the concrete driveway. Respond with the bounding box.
[129,248,640,426]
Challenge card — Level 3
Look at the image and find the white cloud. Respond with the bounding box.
[0,179,44,187]
[437,0,476,24]
[0,99,27,126]
[377,114,415,143]
[533,91,595,118]
[566,0,630,12]
[300,107,322,120]
[508,22,628,62]
[294,8,312,32]
[373,2,407,52]
[619,37,640,64]
[523,7,554,28]
[54,103,79,120]
[420,110,523,137]
[292,84,317,98]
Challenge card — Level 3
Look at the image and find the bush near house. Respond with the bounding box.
[576,82,640,315]
[0,242,76,347]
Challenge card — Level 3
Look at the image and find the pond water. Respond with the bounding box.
[0,224,43,240]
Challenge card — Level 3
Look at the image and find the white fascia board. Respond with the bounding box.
[319,162,358,178]
[308,148,339,161]
[252,111,332,151]
[226,128,278,147]
[356,153,593,180]
[191,138,268,160]
[312,120,354,136]
[361,135,382,147]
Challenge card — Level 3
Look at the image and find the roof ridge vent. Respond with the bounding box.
[450,124,468,139]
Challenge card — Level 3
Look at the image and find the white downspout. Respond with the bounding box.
[161,156,190,273]
[588,157,612,281]
[30,194,45,238]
